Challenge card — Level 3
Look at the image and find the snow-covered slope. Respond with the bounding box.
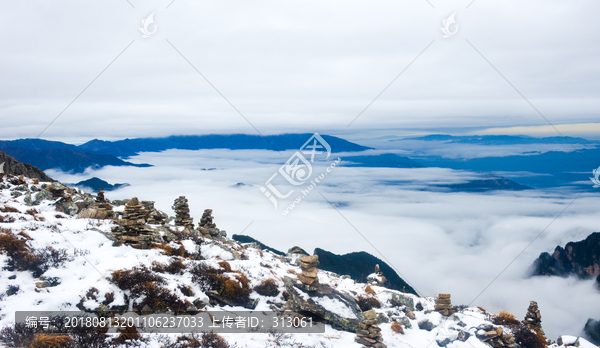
[0,174,596,348]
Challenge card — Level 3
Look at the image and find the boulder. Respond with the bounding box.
[283,276,363,332]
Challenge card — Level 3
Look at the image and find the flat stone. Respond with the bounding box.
[363,309,377,320]
[300,255,319,264]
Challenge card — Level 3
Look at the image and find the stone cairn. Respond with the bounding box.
[197,209,226,238]
[172,196,194,229]
[111,197,161,249]
[95,189,114,217]
[141,200,166,225]
[367,264,387,286]
[434,293,455,316]
[355,309,386,348]
[96,189,106,203]
[297,255,319,291]
[523,301,544,335]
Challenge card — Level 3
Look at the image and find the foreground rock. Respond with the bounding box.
[0,150,53,182]
[366,264,387,287]
[355,309,386,348]
[282,276,363,332]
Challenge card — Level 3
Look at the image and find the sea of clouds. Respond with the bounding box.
[47,148,600,340]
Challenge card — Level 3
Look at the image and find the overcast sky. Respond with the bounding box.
[1,0,599,142]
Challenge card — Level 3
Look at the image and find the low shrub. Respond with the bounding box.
[1,206,20,213]
[190,262,250,306]
[178,285,195,297]
[110,265,190,314]
[391,321,404,334]
[218,261,232,272]
[254,279,280,297]
[110,265,164,290]
[152,242,191,258]
[364,285,376,296]
[102,292,114,306]
[190,263,225,292]
[25,209,38,216]
[0,229,70,277]
[168,333,229,348]
[356,295,381,311]
[164,259,186,274]
[0,215,16,223]
[512,324,546,348]
[29,334,73,348]
[492,310,520,326]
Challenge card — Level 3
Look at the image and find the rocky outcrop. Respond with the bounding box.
[77,189,114,219]
[366,264,387,287]
[282,276,363,332]
[111,197,162,249]
[584,318,600,345]
[0,150,53,182]
[314,248,417,295]
[434,294,455,316]
[474,323,518,348]
[172,196,193,228]
[530,232,600,281]
[355,309,386,348]
[297,255,320,291]
[523,301,544,335]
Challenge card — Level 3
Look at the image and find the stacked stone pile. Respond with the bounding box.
[111,197,161,249]
[96,189,106,203]
[355,309,386,348]
[93,189,114,218]
[523,301,545,335]
[141,200,166,225]
[172,196,193,228]
[367,264,387,286]
[475,323,518,348]
[434,293,455,316]
[297,255,319,291]
[197,209,226,238]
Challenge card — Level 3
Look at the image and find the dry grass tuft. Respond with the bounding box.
[391,321,404,334]
[29,334,73,348]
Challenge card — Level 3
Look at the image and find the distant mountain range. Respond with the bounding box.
[0,134,371,173]
[69,177,129,193]
[2,133,598,191]
[78,134,372,158]
[341,153,424,168]
[393,134,598,146]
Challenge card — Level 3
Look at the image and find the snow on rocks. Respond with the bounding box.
[0,174,585,347]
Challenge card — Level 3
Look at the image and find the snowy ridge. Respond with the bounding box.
[0,175,596,348]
